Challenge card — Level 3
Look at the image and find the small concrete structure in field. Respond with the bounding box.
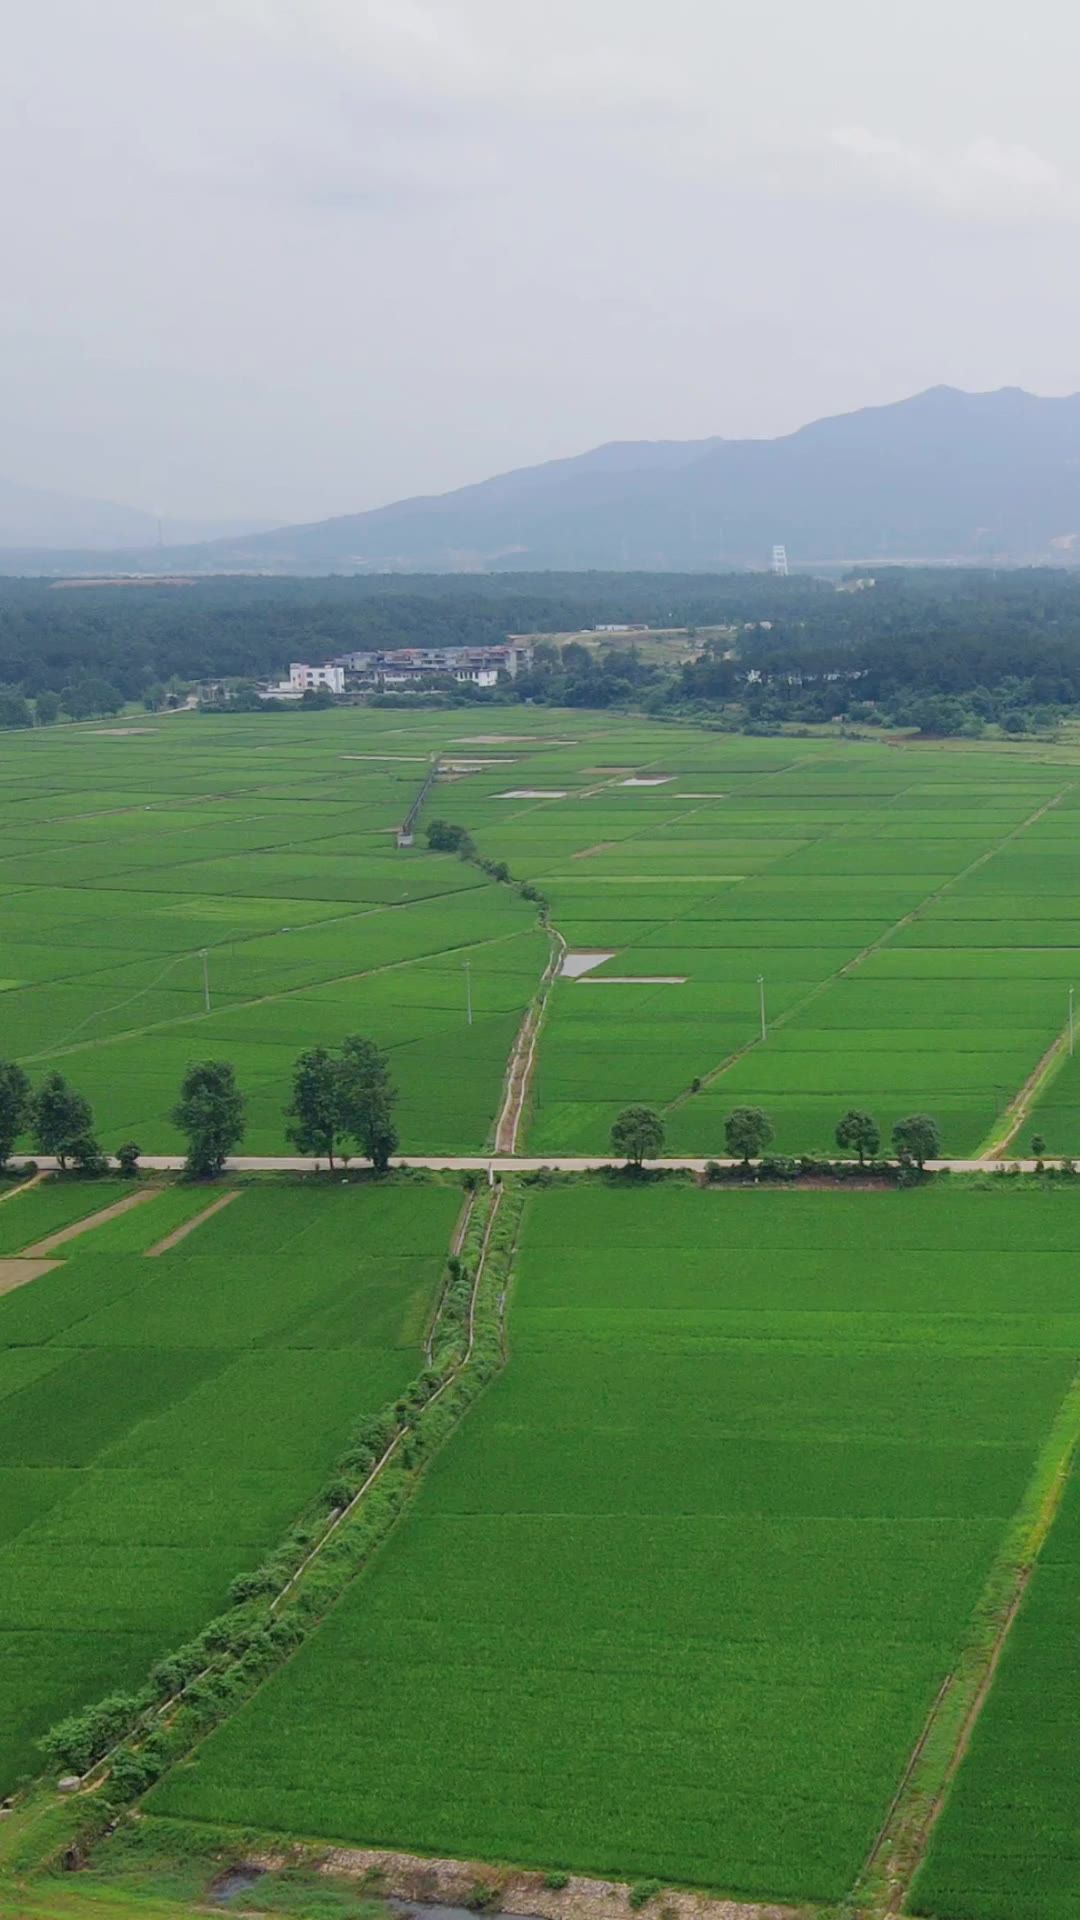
[559,950,616,978]
[621,774,674,787]
[579,974,687,985]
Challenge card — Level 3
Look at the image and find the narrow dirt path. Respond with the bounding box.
[424,1188,477,1365]
[21,1186,157,1256]
[982,1022,1073,1158]
[0,1257,60,1297]
[0,1171,45,1209]
[145,1186,241,1256]
[495,923,567,1152]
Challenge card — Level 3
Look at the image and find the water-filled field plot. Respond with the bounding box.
[0,1177,457,1791]
[148,1184,1080,1903]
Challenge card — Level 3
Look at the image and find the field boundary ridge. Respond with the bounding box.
[851,1362,1080,1916]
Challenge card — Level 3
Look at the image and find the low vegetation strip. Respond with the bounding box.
[140,1183,1080,1904]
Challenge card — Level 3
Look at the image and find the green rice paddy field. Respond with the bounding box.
[914,1462,1080,1920]
[0,1176,458,1792]
[5,708,1080,1155]
[148,1183,1080,1909]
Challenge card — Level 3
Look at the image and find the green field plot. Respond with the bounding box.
[0,1177,457,1792]
[0,711,555,1154]
[148,1184,1080,1902]
[0,1179,131,1254]
[913,1466,1080,1920]
[453,733,1071,1156]
[4,710,1080,1156]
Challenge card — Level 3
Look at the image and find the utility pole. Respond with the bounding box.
[464,959,473,1028]
[201,949,211,1014]
[757,974,767,1042]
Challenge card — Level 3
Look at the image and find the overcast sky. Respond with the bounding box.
[4,0,1080,524]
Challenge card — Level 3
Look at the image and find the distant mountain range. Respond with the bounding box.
[8,386,1080,575]
[0,478,269,554]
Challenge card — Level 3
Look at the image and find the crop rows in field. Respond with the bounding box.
[7,709,1080,1156]
[0,713,553,1153]
[147,1184,1080,1902]
[913,1461,1080,1920]
[0,1178,457,1790]
[446,734,1080,1156]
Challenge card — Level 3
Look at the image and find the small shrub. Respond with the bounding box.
[629,1882,662,1909]
[115,1141,141,1177]
[464,1880,502,1910]
[545,1870,570,1890]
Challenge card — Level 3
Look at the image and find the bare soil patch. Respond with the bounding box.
[314,1847,800,1920]
[22,1188,156,1256]
[572,842,617,860]
[0,1257,61,1297]
[146,1187,241,1256]
[90,727,159,737]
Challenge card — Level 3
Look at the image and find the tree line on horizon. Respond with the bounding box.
[6,567,1080,729]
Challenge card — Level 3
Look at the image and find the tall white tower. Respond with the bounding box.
[770,544,789,577]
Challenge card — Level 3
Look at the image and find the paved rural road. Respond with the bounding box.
[26,1154,1055,1174]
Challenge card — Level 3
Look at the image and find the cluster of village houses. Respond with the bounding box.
[260,643,534,701]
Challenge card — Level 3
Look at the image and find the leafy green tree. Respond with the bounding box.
[0,692,32,729]
[285,1046,343,1166]
[835,1109,881,1165]
[70,1134,108,1176]
[34,690,60,725]
[60,677,124,719]
[426,820,475,857]
[172,1061,245,1178]
[0,1061,31,1169]
[338,1036,398,1171]
[892,1113,941,1171]
[1031,1133,1047,1159]
[724,1106,774,1165]
[610,1105,665,1166]
[31,1072,94,1170]
[115,1141,142,1177]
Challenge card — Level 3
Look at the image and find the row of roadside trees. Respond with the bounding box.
[610,1104,943,1170]
[0,1037,399,1180]
[0,1059,946,1179]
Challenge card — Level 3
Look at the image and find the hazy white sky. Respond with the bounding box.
[4,0,1080,522]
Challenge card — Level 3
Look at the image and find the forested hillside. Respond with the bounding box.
[5,567,1080,736]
